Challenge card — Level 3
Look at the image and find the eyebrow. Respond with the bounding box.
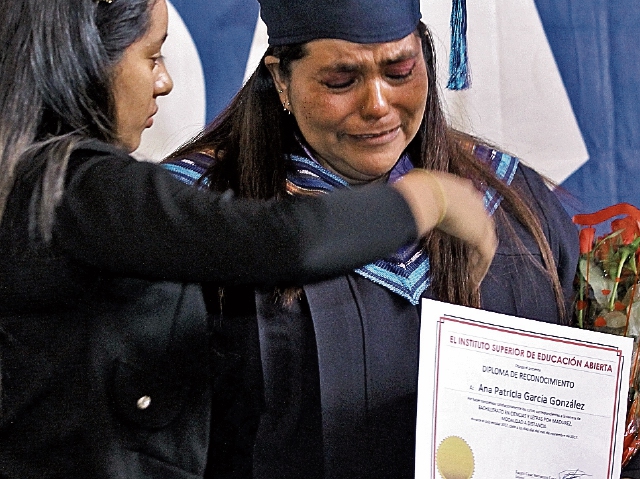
[149,32,168,48]
[380,48,420,67]
[317,48,419,74]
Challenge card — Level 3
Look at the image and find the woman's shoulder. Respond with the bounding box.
[492,152,578,247]
[472,143,519,181]
[471,142,551,195]
[161,152,216,187]
[471,141,576,234]
[71,138,132,160]
[510,162,559,201]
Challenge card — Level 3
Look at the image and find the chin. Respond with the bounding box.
[121,139,141,153]
[365,156,404,173]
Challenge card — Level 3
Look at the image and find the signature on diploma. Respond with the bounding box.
[558,469,591,479]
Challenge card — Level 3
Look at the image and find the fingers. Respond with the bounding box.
[391,169,449,236]
[465,220,498,287]
[392,169,498,286]
[431,171,497,286]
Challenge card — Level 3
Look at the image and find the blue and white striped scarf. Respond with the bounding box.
[285,146,519,304]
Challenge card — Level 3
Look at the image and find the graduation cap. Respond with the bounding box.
[257,0,470,90]
[257,0,421,45]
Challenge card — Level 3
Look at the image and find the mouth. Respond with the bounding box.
[145,107,159,129]
[349,126,401,143]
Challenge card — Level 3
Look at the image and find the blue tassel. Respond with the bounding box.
[447,0,470,90]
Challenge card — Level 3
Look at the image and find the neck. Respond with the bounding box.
[301,142,392,186]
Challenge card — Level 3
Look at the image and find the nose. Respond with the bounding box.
[154,62,173,97]
[360,79,390,119]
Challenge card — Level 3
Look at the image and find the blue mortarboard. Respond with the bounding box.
[257,0,422,45]
[258,0,470,91]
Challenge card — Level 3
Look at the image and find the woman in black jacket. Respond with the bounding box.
[0,0,497,477]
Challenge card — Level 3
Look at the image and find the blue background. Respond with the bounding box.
[535,1,640,215]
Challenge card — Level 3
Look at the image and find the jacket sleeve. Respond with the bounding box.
[52,145,417,286]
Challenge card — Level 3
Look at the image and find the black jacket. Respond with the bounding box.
[0,140,417,478]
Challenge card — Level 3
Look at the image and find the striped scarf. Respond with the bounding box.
[285,146,518,305]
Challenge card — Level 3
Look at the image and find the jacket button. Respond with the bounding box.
[136,395,151,410]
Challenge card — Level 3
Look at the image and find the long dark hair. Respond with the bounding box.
[0,0,155,239]
[170,22,565,320]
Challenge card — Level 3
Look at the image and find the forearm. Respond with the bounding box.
[54,150,417,285]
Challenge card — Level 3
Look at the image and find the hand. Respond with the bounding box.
[392,169,497,287]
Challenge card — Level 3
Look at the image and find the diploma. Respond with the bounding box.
[416,299,633,479]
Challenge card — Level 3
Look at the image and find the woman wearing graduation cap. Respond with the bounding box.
[166,0,579,477]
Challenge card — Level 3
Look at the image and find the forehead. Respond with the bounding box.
[301,32,422,67]
[141,0,168,46]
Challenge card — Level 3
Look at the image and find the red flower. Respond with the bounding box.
[594,316,607,327]
[579,227,596,254]
[615,301,627,311]
[575,300,588,311]
[612,216,640,245]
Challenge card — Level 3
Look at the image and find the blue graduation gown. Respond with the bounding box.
[205,164,580,479]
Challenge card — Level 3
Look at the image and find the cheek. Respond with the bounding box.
[401,81,428,128]
[115,72,147,116]
[293,92,352,138]
[113,70,153,150]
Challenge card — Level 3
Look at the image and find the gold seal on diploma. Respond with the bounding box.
[436,436,474,479]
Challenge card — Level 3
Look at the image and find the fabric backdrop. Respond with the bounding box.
[135,0,640,217]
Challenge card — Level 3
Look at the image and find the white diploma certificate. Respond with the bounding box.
[416,299,634,479]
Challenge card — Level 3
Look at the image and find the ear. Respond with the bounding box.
[264,55,287,95]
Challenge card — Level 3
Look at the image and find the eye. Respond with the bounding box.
[322,72,356,90]
[385,59,416,80]
[151,54,165,68]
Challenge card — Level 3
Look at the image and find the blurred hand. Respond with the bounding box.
[392,169,497,287]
